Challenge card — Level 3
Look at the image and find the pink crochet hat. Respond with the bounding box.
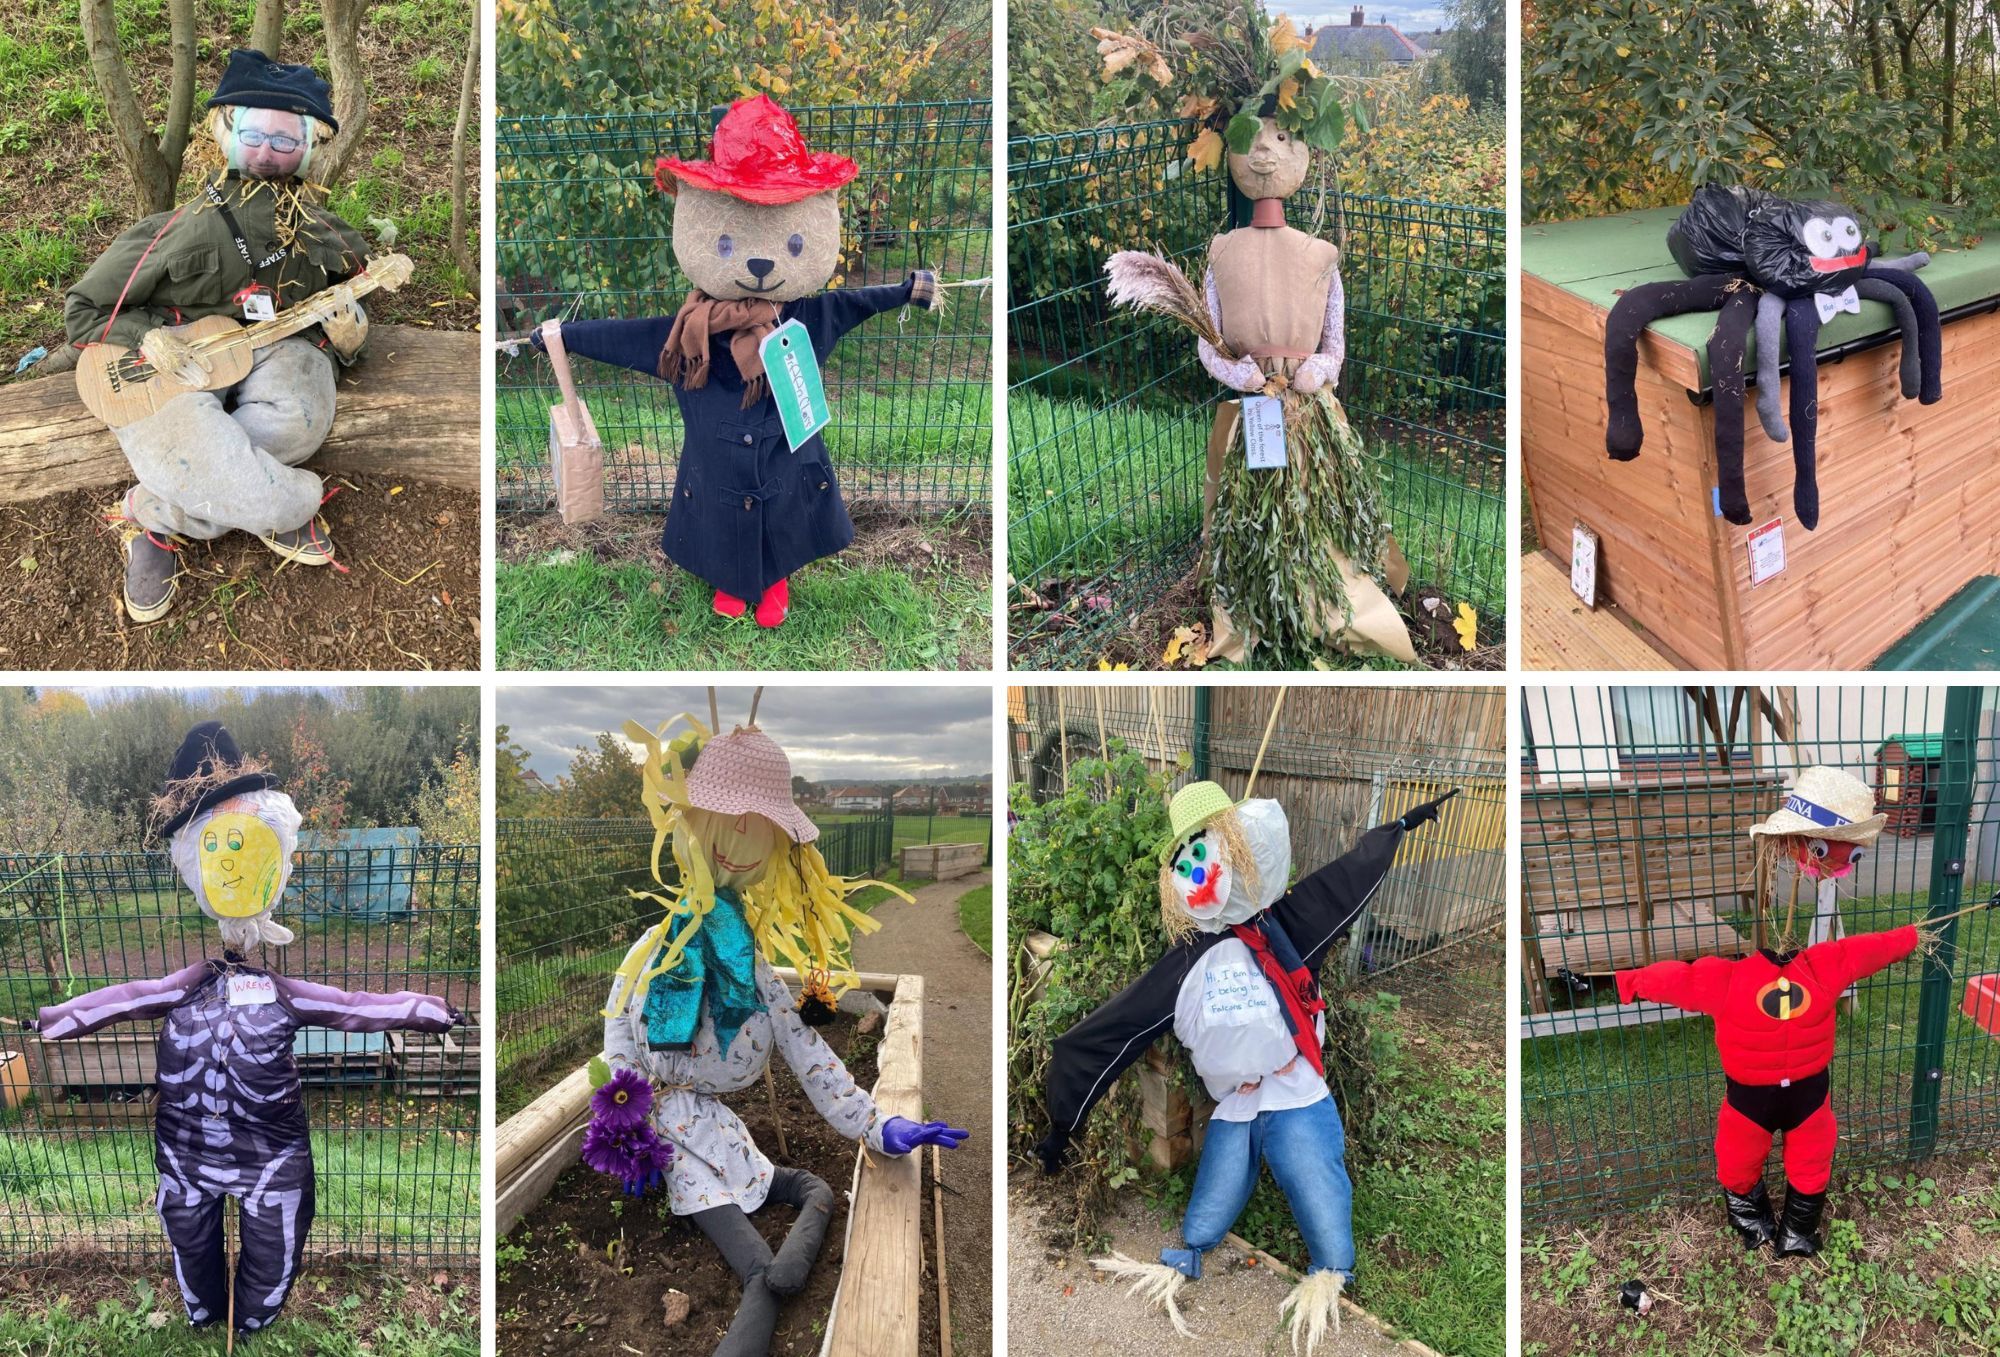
[684,727,820,845]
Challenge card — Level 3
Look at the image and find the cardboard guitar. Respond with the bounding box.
[75,253,414,428]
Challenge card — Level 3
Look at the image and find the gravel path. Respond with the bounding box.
[851,870,994,1356]
[1007,1187,1418,1357]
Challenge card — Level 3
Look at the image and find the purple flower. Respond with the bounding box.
[591,1068,652,1130]
[581,1119,673,1182]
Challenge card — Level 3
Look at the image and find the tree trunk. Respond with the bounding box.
[448,12,479,284]
[251,0,287,60]
[161,0,197,182]
[312,0,376,189]
[1943,0,1959,197]
[79,0,175,214]
[1865,0,1887,95]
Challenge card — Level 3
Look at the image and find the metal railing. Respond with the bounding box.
[1520,686,2000,1219]
[0,844,480,1266]
[495,810,898,1116]
[496,100,993,516]
[1006,120,1505,667]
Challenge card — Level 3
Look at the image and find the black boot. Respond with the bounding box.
[1775,1185,1827,1257]
[1722,1181,1777,1250]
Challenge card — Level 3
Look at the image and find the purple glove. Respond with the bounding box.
[881,1115,970,1155]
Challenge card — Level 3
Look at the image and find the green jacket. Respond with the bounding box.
[65,173,373,358]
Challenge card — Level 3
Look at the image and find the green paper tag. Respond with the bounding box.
[760,319,830,452]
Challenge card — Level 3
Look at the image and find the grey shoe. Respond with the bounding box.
[123,533,179,622]
[259,520,336,566]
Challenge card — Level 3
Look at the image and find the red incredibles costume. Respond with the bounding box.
[1616,925,1917,1253]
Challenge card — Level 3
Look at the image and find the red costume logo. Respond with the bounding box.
[1755,976,1812,1022]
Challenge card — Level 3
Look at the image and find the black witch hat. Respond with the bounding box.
[157,722,279,839]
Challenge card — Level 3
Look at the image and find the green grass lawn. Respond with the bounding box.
[495,518,990,670]
[0,1128,476,1247]
[0,1277,477,1356]
[956,882,991,955]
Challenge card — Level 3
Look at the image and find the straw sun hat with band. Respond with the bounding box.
[1748,765,1887,881]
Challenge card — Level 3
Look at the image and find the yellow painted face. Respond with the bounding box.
[197,811,285,918]
[686,807,780,889]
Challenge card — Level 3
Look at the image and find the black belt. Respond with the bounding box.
[1725,1069,1831,1132]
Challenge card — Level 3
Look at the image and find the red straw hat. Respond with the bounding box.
[685,727,821,845]
[654,95,860,206]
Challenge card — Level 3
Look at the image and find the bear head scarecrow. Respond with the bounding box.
[64,49,394,624]
[1035,779,1453,1354]
[1604,182,1941,530]
[530,96,940,629]
[1615,766,1915,1257]
[587,708,967,1357]
[35,722,462,1336]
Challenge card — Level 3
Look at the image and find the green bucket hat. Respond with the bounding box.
[1159,780,1237,864]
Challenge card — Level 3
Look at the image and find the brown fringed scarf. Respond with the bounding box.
[657,291,785,407]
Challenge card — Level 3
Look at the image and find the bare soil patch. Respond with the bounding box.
[0,474,478,671]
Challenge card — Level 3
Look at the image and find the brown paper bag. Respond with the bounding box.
[543,320,604,525]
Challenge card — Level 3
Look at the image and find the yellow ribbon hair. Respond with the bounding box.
[603,715,914,1019]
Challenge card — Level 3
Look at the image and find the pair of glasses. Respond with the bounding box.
[237,129,303,153]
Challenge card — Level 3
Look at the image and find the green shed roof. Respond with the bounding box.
[1877,733,1946,760]
[1522,207,2000,387]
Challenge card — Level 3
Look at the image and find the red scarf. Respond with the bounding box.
[1230,917,1327,1079]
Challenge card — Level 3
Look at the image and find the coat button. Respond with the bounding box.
[741,433,753,444]
[819,481,828,491]
[743,496,753,510]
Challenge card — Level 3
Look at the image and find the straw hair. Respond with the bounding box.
[604,714,911,1018]
[147,756,271,843]
[1157,805,1260,942]
[1104,250,1241,358]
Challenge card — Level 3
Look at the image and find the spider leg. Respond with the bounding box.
[1858,264,1942,404]
[1755,291,1789,443]
[1604,274,1739,459]
[1708,285,1759,526]
[1782,297,1825,530]
[1854,277,1921,400]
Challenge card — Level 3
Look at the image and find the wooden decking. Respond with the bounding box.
[1521,550,1679,670]
[1533,898,1749,976]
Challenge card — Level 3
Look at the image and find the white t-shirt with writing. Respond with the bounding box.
[1173,935,1330,1122]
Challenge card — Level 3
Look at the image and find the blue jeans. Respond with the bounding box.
[1160,1095,1354,1282]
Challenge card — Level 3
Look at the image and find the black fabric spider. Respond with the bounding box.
[1603,186,1941,530]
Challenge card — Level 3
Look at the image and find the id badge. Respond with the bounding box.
[1241,395,1288,469]
[239,286,277,322]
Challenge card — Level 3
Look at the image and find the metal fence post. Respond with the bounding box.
[1909,685,1983,1159]
[1193,687,1212,781]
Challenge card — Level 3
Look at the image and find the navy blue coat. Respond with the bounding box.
[540,277,922,599]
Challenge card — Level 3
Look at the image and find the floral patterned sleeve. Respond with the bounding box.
[602,937,651,1075]
[760,965,888,1152]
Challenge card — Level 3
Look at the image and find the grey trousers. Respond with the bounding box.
[691,1166,836,1357]
[114,337,334,540]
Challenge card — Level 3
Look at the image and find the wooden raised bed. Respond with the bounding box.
[1523,209,2000,669]
[493,968,928,1357]
[899,841,984,881]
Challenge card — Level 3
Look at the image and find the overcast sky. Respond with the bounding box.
[498,686,992,784]
[1295,4,1452,32]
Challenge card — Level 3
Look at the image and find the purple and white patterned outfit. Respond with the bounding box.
[40,958,461,1332]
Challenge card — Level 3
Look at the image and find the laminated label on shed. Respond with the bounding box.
[1522,209,2000,670]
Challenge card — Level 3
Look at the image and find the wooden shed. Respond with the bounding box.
[1523,209,2000,670]
[1875,734,1944,838]
[1521,765,1783,1013]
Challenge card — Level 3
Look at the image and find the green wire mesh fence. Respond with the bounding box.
[495,810,902,1117]
[1008,684,1506,1024]
[1006,121,1505,668]
[0,843,479,1267]
[1521,685,2000,1221]
[496,101,993,516]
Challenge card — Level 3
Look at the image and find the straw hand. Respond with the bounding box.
[139,327,213,386]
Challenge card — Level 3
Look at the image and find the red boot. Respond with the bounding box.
[754,578,790,628]
[713,588,748,619]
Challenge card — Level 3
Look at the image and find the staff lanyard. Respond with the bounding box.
[204,182,289,277]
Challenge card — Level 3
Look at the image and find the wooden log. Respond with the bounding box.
[773,966,902,997]
[496,1119,589,1239]
[0,325,480,501]
[827,973,925,1357]
[494,1063,593,1187]
[932,1144,952,1357]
